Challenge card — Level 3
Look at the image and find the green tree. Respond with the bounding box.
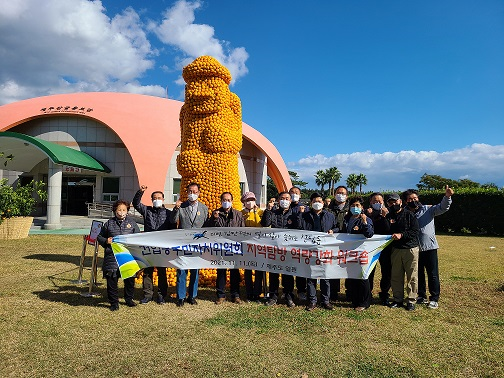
[356,173,368,193]
[346,173,358,194]
[314,170,328,195]
[325,167,342,196]
[266,176,277,201]
[288,170,308,189]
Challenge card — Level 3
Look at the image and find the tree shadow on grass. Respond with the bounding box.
[24,254,103,267]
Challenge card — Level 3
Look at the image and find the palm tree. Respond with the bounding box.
[314,170,327,194]
[356,173,368,193]
[325,167,342,196]
[346,173,358,194]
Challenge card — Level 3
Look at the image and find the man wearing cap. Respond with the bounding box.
[402,185,454,309]
[386,192,420,311]
[241,191,264,302]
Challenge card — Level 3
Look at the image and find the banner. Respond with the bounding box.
[112,227,392,280]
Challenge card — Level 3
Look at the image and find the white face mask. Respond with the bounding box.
[335,193,347,203]
[153,199,163,208]
[279,199,291,209]
[244,201,255,209]
[371,203,383,211]
[312,202,323,211]
[188,193,198,202]
[221,201,232,209]
[290,193,300,202]
[115,211,127,220]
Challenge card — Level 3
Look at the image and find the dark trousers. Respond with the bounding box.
[307,278,330,304]
[268,273,294,299]
[142,267,168,299]
[296,276,307,294]
[368,245,392,300]
[245,270,264,299]
[346,278,371,309]
[106,270,135,305]
[329,279,340,300]
[216,269,241,298]
[418,249,440,301]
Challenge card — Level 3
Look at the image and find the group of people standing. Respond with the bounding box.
[97,182,453,313]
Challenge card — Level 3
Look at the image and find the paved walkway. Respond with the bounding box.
[30,215,144,235]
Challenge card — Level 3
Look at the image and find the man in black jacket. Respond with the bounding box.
[387,193,420,311]
[261,191,299,307]
[298,192,338,311]
[133,185,176,305]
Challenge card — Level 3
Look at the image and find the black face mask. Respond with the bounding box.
[407,201,421,209]
[389,204,402,213]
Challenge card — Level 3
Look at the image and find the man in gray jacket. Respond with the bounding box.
[170,183,209,307]
[403,185,454,309]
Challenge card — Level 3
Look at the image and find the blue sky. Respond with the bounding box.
[1,0,503,191]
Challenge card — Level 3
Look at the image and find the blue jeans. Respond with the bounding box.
[176,269,199,300]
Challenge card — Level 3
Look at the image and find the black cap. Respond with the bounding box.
[386,193,400,201]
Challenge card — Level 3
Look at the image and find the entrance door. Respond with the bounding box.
[66,185,94,215]
[62,176,96,215]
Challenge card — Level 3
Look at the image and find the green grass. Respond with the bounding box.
[0,234,503,377]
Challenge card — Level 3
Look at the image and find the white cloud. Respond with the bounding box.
[288,144,504,191]
[150,0,249,85]
[0,0,164,104]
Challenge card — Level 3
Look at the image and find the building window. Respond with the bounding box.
[173,178,181,202]
[239,182,245,196]
[102,177,119,202]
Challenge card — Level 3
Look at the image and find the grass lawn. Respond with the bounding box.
[0,234,503,378]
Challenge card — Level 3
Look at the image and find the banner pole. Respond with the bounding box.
[72,235,88,284]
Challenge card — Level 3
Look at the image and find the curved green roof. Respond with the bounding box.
[0,131,110,173]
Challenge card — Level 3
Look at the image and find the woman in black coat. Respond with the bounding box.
[97,199,140,311]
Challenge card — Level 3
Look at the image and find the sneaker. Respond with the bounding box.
[406,303,415,311]
[125,300,137,307]
[388,301,403,309]
[265,298,277,306]
[416,296,428,305]
[110,303,119,311]
[215,297,226,305]
[380,299,390,307]
[298,292,307,301]
[157,294,166,305]
[354,306,366,312]
[139,297,152,305]
[428,301,439,309]
[176,299,185,307]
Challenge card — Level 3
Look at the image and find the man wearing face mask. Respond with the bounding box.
[299,192,339,311]
[241,192,264,302]
[403,186,453,309]
[365,192,392,305]
[329,185,350,302]
[208,192,245,304]
[261,191,299,307]
[133,185,176,305]
[289,186,308,301]
[386,192,420,311]
[171,183,209,307]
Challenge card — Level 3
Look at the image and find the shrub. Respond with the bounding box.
[0,178,47,223]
